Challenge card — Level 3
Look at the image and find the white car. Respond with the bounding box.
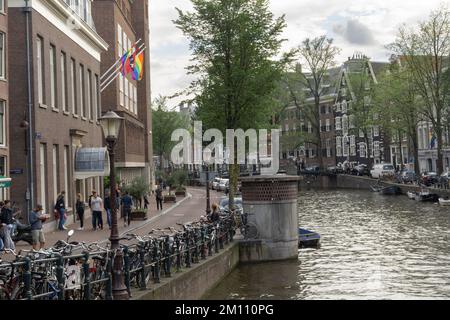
[211,177,221,190]
[370,163,395,179]
[218,179,229,192]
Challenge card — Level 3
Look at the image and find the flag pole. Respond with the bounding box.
[100,46,147,93]
[100,38,142,81]
[100,43,145,89]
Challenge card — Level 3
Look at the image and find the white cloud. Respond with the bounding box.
[150,0,445,107]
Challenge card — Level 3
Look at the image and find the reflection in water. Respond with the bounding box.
[204,190,450,300]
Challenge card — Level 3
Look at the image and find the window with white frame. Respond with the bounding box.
[335,117,342,130]
[71,58,77,115]
[336,136,342,157]
[52,145,59,202]
[0,156,5,201]
[336,102,341,112]
[342,100,347,113]
[37,36,45,105]
[40,144,47,211]
[359,129,364,138]
[326,119,330,132]
[319,120,322,132]
[374,141,380,157]
[0,0,5,14]
[350,135,356,156]
[0,101,5,146]
[373,125,379,137]
[343,136,349,157]
[359,143,367,158]
[64,146,69,206]
[0,32,5,79]
[326,139,331,158]
[87,69,93,119]
[342,115,348,136]
[95,74,100,121]
[61,52,68,112]
[80,64,85,118]
[50,45,57,109]
[349,115,355,129]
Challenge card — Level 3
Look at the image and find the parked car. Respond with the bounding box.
[303,166,320,174]
[401,170,417,184]
[351,164,370,176]
[218,179,229,192]
[370,164,396,179]
[211,177,221,190]
[421,172,438,186]
[219,197,243,213]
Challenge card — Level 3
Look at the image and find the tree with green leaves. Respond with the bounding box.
[389,5,450,174]
[285,36,341,170]
[372,62,422,175]
[175,0,290,209]
[152,95,190,171]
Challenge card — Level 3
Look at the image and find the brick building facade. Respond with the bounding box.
[0,0,9,201]
[8,0,108,229]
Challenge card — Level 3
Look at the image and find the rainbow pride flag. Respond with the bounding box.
[132,51,144,81]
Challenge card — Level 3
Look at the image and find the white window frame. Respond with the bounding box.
[374,141,380,157]
[37,37,44,105]
[71,58,77,115]
[336,136,342,157]
[61,52,68,112]
[0,101,5,147]
[335,117,342,130]
[0,32,5,80]
[373,125,379,137]
[40,144,47,211]
[0,0,5,14]
[359,142,367,158]
[326,119,330,132]
[64,146,69,207]
[79,64,85,118]
[50,45,57,109]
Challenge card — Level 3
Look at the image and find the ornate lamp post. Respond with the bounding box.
[99,110,129,300]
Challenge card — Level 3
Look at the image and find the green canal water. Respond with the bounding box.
[204,189,450,300]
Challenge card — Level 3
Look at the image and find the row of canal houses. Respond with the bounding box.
[280,52,448,174]
[0,0,153,231]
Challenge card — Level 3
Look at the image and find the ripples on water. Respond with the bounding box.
[204,190,450,300]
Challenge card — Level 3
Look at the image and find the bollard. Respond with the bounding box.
[138,243,147,290]
[123,247,131,296]
[56,255,65,300]
[24,258,32,300]
[82,252,91,300]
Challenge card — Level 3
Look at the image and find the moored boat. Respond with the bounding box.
[407,191,416,199]
[415,192,439,202]
[439,198,450,206]
[381,186,401,195]
[298,228,320,248]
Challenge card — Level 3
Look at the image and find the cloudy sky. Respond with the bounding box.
[149,0,445,109]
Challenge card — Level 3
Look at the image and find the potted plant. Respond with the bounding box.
[163,173,177,203]
[173,170,188,197]
[123,177,150,221]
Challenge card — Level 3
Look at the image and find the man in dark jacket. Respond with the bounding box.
[0,200,15,250]
[121,192,133,227]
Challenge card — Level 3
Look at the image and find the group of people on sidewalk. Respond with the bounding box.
[52,183,168,232]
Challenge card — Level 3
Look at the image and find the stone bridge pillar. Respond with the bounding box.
[240,175,300,262]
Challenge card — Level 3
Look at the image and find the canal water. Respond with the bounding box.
[204,189,450,300]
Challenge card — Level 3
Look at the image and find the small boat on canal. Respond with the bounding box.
[414,190,439,202]
[370,184,401,195]
[438,197,450,206]
[407,191,416,200]
[298,228,321,248]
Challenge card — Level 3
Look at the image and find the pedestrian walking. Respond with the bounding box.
[75,193,85,231]
[121,191,133,227]
[104,191,112,230]
[155,185,163,211]
[0,200,15,250]
[208,203,220,223]
[55,191,67,231]
[144,194,149,210]
[90,191,104,231]
[29,204,49,251]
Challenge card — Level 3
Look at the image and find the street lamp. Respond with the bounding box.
[204,149,212,216]
[99,110,129,300]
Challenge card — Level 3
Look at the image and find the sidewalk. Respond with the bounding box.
[14,187,223,250]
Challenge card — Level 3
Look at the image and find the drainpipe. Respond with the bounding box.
[23,0,34,221]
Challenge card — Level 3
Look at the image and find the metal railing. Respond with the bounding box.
[0,214,238,300]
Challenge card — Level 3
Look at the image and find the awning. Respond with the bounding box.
[74,147,110,180]
[0,176,11,188]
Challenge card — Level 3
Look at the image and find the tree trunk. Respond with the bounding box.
[398,129,404,171]
[437,131,443,175]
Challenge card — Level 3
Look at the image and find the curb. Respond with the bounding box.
[98,192,193,244]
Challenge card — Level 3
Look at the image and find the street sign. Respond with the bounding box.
[0,176,12,188]
[10,169,24,175]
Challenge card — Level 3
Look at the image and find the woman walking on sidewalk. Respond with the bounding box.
[76,193,85,230]
[55,191,67,231]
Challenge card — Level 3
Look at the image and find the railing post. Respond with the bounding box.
[215,230,220,254]
[56,255,65,300]
[219,226,224,250]
[165,239,172,278]
[123,246,131,297]
[153,245,161,283]
[185,234,191,268]
[138,243,147,290]
[176,238,182,272]
[24,258,32,300]
[82,252,91,300]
